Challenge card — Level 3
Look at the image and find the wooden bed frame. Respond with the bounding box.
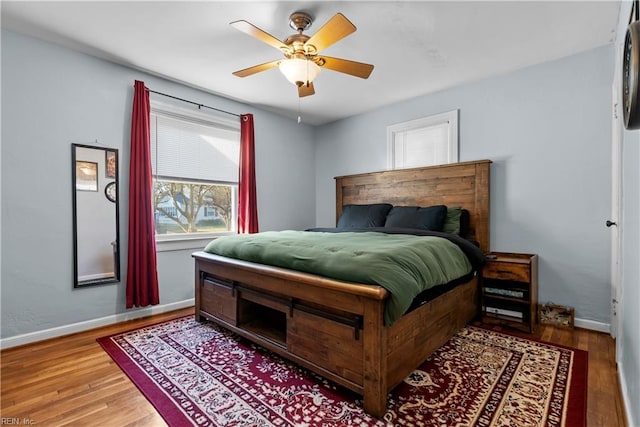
[193,159,491,417]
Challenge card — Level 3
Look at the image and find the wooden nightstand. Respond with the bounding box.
[481,252,538,333]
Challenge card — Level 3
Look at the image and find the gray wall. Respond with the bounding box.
[1,30,316,339]
[315,45,614,325]
[620,115,640,427]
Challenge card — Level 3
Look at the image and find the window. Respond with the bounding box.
[151,102,240,248]
[387,110,458,170]
[203,207,217,218]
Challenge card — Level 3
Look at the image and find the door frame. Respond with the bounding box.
[610,44,623,352]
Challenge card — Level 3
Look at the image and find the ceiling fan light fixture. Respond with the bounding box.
[278,58,321,86]
[231,12,372,97]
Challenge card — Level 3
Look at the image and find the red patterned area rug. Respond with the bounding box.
[97,317,587,427]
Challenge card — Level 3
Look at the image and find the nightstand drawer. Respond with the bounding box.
[483,262,530,282]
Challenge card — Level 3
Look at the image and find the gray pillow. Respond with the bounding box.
[384,205,447,231]
[337,204,393,228]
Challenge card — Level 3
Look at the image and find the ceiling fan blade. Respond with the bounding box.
[298,82,315,97]
[319,56,374,79]
[232,60,281,77]
[230,20,288,52]
[305,13,356,53]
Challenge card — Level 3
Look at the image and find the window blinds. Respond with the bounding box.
[393,122,450,168]
[150,112,240,183]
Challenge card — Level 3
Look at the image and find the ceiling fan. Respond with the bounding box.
[230,12,374,97]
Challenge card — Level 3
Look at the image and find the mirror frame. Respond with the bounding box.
[72,143,121,288]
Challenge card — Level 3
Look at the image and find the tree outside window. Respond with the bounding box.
[150,101,240,240]
[153,179,234,234]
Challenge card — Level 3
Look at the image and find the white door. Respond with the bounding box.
[610,49,623,346]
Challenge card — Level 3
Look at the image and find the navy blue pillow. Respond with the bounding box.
[337,204,393,228]
[384,205,448,231]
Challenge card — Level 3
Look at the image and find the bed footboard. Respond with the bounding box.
[193,251,478,417]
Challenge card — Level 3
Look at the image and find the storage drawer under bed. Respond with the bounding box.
[199,274,237,324]
[287,307,364,386]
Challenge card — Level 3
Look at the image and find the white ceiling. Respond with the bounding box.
[1,1,622,125]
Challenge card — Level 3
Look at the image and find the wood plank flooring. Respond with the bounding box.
[1,308,627,426]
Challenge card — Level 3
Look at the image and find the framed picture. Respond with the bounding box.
[76,161,98,191]
[106,150,117,178]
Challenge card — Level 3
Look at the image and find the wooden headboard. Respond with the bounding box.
[334,160,491,253]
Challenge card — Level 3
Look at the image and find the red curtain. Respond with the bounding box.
[238,114,259,233]
[126,80,159,308]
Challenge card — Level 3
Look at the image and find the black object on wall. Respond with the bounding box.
[623,0,640,130]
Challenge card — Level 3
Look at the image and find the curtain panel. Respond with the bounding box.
[126,80,160,308]
[238,113,259,234]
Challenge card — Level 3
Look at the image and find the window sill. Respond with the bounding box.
[155,233,232,252]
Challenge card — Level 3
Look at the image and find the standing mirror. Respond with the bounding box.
[72,143,120,287]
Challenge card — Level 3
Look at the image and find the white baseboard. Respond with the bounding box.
[0,299,194,350]
[574,317,610,333]
[617,361,637,427]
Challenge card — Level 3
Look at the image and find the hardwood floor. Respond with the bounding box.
[538,325,628,427]
[1,308,627,426]
[0,308,194,427]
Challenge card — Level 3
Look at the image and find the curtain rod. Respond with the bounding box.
[147,88,241,118]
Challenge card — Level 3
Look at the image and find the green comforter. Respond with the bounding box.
[204,230,472,325]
